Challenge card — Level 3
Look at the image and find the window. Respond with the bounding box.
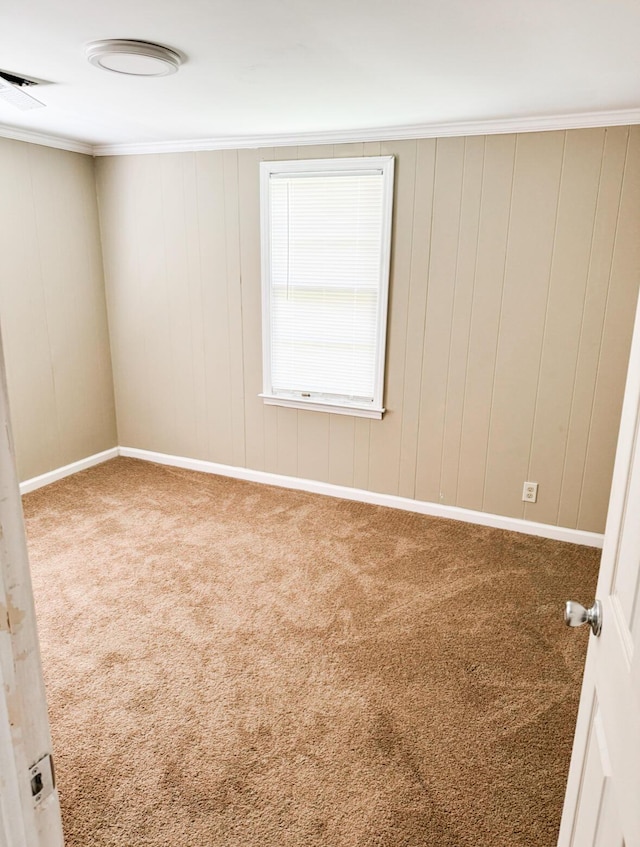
[259,156,395,419]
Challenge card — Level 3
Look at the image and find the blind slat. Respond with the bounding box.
[268,171,385,402]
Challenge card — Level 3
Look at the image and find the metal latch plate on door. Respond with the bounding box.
[30,753,55,806]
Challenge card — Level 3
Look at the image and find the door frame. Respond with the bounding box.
[0,330,64,847]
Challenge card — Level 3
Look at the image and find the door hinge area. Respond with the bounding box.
[30,753,55,806]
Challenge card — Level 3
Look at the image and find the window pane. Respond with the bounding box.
[268,171,385,402]
[271,286,378,398]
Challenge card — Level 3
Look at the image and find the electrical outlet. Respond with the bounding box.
[522,482,538,503]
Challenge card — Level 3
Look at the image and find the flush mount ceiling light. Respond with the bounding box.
[85,40,182,77]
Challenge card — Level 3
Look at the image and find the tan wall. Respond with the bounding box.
[0,139,117,482]
[96,127,640,533]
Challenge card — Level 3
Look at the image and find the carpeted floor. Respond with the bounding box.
[23,457,599,846]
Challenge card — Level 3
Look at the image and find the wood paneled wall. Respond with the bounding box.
[96,127,640,533]
[0,139,117,481]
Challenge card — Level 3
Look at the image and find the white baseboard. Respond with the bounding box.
[20,444,605,548]
[119,446,604,549]
[19,448,119,495]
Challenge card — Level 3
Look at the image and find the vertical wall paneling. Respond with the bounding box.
[332,143,365,158]
[0,142,60,475]
[69,153,116,461]
[297,411,330,483]
[482,131,565,519]
[352,417,371,491]
[274,409,297,478]
[238,147,268,471]
[30,150,86,466]
[524,129,605,526]
[415,136,466,503]
[297,146,331,158]
[295,407,329,484]
[222,149,246,468]
[197,151,236,463]
[159,154,198,459]
[97,127,640,534]
[398,139,437,499]
[328,415,356,488]
[557,127,630,529]
[439,136,485,505]
[367,140,417,496]
[579,126,640,531]
[456,134,517,511]
[137,155,177,454]
[181,153,209,459]
[0,139,116,481]
[99,156,149,450]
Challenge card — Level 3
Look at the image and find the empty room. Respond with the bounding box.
[1,1,640,846]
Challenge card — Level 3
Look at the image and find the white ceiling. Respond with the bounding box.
[1,0,639,154]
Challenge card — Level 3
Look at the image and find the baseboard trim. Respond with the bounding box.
[19,448,119,495]
[119,447,604,548]
[20,445,604,548]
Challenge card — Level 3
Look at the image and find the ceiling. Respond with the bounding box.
[1,0,640,155]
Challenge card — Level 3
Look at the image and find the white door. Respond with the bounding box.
[558,292,640,847]
[0,332,64,847]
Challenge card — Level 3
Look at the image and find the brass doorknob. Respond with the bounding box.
[564,600,602,636]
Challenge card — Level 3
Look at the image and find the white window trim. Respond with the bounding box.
[259,155,395,420]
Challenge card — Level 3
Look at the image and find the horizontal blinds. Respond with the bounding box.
[268,171,385,401]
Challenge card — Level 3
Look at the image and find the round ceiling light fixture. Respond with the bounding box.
[85,40,183,77]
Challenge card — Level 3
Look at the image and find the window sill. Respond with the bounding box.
[259,394,385,420]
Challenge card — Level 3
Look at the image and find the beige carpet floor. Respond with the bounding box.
[23,457,599,846]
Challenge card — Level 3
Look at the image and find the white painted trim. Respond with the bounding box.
[92,108,640,157]
[0,125,93,155]
[3,107,640,159]
[17,444,606,546]
[0,326,65,846]
[119,446,604,548]
[19,448,119,495]
[259,155,393,420]
[260,394,385,419]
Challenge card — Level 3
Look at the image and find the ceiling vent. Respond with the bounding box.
[0,71,45,111]
[85,40,183,77]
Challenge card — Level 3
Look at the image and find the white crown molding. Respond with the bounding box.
[0,124,93,155]
[91,108,640,157]
[2,108,640,158]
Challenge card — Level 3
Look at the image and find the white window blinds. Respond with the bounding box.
[260,157,394,418]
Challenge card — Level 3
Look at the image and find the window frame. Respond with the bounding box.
[259,155,395,420]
